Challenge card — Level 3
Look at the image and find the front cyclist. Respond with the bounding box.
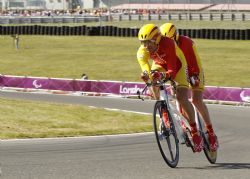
[137,24,203,152]
[160,23,218,152]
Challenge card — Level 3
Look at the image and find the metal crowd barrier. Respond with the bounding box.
[0,16,103,25]
[0,12,250,25]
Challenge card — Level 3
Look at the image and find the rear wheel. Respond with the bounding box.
[196,114,217,164]
[153,101,179,168]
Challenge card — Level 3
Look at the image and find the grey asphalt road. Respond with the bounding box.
[1,91,250,179]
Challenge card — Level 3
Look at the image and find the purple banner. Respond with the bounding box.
[90,81,146,94]
[0,75,249,103]
[203,87,242,101]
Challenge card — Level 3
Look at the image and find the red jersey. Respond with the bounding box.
[177,35,200,76]
[137,36,182,79]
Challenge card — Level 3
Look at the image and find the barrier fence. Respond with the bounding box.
[0,13,250,25]
[0,75,249,103]
[0,25,250,40]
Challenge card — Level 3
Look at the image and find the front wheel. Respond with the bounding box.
[153,101,179,168]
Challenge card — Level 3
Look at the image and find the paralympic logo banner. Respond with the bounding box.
[203,86,250,103]
[0,75,249,103]
[0,75,147,95]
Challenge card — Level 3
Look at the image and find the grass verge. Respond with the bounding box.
[0,97,151,139]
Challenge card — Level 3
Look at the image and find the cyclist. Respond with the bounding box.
[160,23,218,152]
[137,24,203,152]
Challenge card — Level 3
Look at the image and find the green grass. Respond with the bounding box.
[0,97,152,139]
[0,35,249,87]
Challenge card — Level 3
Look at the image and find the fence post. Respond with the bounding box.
[199,13,202,20]
[232,14,235,21]
[220,13,223,21]
[242,13,245,21]
[209,14,213,21]
[178,13,181,20]
[158,14,161,20]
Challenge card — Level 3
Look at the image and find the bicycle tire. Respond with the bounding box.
[153,100,179,168]
[196,113,217,164]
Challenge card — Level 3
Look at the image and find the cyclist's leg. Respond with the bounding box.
[173,59,195,125]
[191,70,218,151]
[192,89,212,126]
[192,89,218,151]
[174,61,203,152]
[176,87,195,124]
[190,68,211,125]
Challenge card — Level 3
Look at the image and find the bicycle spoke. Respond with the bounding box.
[166,136,175,161]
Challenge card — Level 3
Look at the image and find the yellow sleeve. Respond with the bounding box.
[175,43,187,66]
[137,46,151,74]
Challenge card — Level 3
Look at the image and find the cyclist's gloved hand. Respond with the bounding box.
[151,71,170,82]
[140,71,150,83]
[190,74,200,87]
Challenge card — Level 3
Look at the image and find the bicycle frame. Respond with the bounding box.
[137,80,187,144]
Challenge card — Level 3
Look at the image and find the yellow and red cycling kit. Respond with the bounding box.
[137,36,189,88]
[176,35,204,91]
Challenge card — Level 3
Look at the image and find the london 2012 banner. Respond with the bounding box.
[0,75,249,103]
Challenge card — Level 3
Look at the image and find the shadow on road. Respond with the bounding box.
[178,163,250,170]
[209,163,250,169]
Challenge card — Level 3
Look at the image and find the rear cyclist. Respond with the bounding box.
[160,23,218,151]
[137,24,203,152]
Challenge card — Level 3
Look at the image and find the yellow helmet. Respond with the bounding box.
[160,23,177,39]
[138,24,161,44]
